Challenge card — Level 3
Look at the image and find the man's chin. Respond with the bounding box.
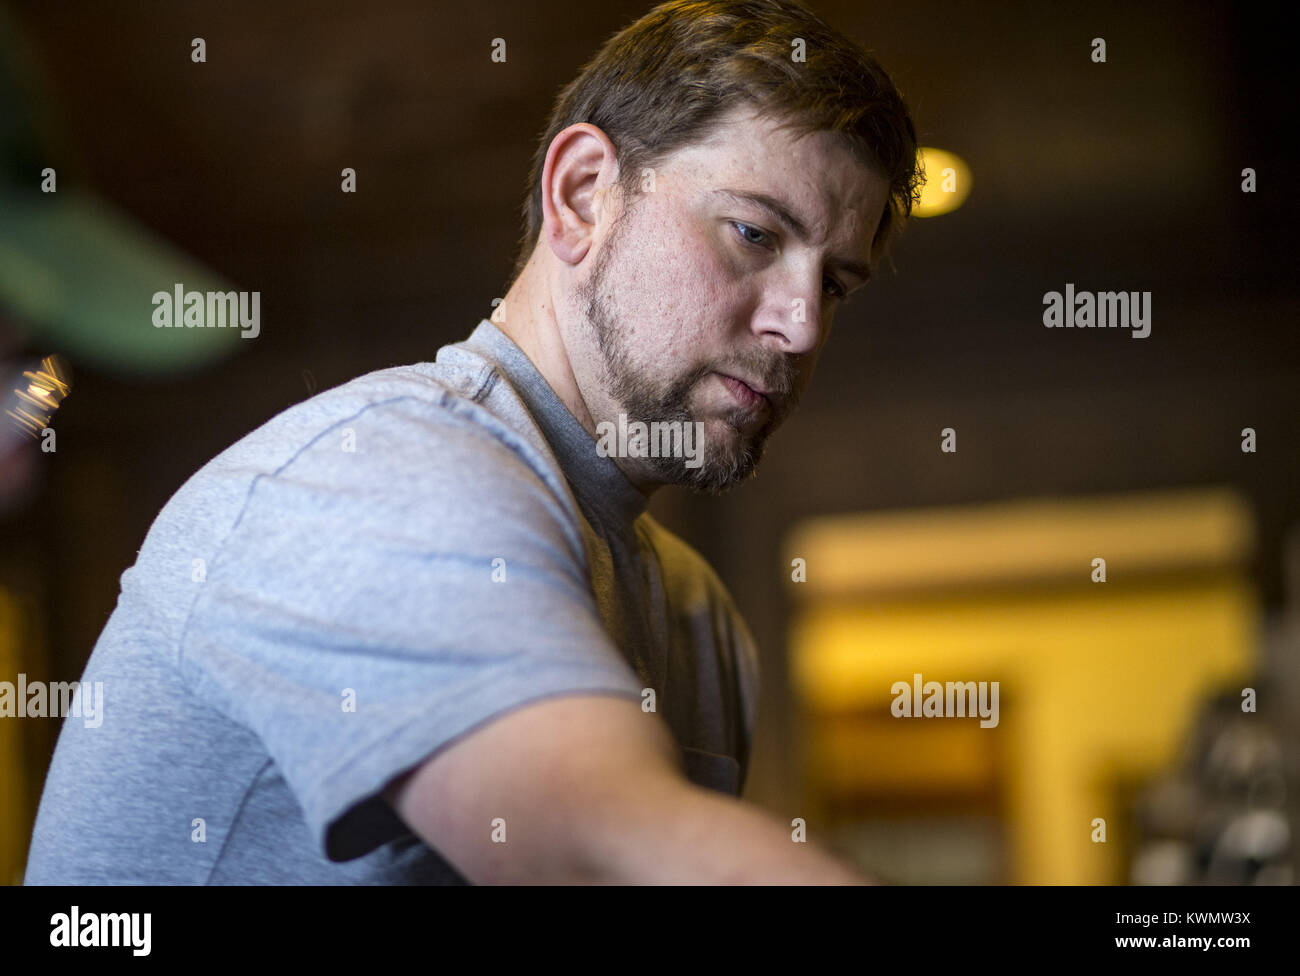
[672,421,766,494]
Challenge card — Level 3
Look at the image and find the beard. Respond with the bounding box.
[572,202,792,495]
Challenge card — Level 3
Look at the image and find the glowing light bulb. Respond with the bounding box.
[914,147,972,218]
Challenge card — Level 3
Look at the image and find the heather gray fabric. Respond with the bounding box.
[24,319,759,885]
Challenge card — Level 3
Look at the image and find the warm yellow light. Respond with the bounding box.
[914,147,972,217]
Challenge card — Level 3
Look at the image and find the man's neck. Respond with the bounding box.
[493,257,657,500]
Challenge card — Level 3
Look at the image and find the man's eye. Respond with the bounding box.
[733,221,845,300]
[731,221,771,248]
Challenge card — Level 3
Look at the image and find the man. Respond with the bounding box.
[25,0,920,884]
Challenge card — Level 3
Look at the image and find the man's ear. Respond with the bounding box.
[540,123,620,266]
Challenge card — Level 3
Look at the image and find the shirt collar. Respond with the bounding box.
[461,318,650,525]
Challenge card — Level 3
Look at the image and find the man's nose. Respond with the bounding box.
[753,291,824,356]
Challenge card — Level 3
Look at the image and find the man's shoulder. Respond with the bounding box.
[139,344,581,576]
[269,351,507,452]
[207,345,559,498]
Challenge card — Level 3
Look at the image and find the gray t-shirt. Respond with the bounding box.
[24,319,759,884]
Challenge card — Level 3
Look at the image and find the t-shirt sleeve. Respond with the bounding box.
[176,396,646,862]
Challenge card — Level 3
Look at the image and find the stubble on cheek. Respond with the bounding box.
[575,196,783,491]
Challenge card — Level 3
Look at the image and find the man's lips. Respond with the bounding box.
[715,372,771,412]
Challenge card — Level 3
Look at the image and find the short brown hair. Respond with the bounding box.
[507,0,923,287]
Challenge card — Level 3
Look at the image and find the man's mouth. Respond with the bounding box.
[715,372,771,413]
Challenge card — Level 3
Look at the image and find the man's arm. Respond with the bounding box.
[383,694,869,884]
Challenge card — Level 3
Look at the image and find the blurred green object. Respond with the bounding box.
[0,188,245,375]
[0,3,244,376]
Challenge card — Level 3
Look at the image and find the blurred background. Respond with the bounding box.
[1,0,1296,885]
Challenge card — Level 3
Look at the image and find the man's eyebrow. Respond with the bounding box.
[711,187,873,283]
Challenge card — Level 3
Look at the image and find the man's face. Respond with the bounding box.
[565,103,891,494]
